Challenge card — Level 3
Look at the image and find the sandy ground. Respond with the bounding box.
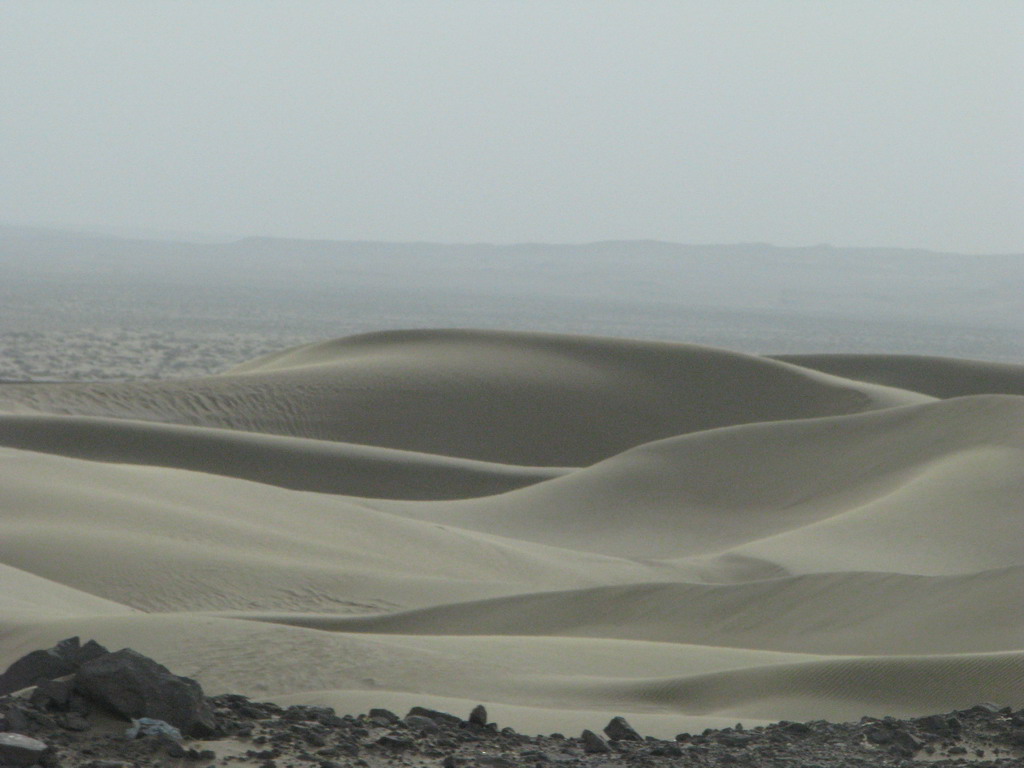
[0,329,1021,739]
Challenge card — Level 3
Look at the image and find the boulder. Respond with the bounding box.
[0,733,48,767]
[74,649,216,737]
[1,706,31,733]
[406,706,462,727]
[581,729,610,754]
[0,637,108,696]
[377,735,413,750]
[603,715,642,741]
[468,704,488,726]
[717,732,755,747]
[368,708,399,727]
[403,714,439,733]
[0,651,74,696]
[29,679,74,711]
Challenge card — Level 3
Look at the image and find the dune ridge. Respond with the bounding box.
[775,352,1024,398]
[0,329,929,465]
[0,329,1020,737]
[0,414,563,499]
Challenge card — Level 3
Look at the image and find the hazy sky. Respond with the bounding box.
[1,1,1021,252]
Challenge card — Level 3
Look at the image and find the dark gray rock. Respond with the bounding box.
[603,716,642,741]
[1,705,31,733]
[0,637,109,696]
[580,729,610,754]
[971,702,1002,714]
[648,742,683,757]
[57,713,91,732]
[891,729,923,755]
[29,678,74,711]
[403,714,439,733]
[0,652,74,697]
[74,649,217,737]
[468,704,488,726]
[474,755,514,768]
[60,638,109,667]
[781,721,812,736]
[368,707,399,724]
[0,732,48,767]
[377,734,413,749]
[866,725,893,744]
[164,739,187,759]
[406,706,462,727]
[717,731,754,747]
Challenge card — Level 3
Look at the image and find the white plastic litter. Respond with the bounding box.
[125,717,183,740]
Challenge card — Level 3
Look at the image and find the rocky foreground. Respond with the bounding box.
[0,640,1022,768]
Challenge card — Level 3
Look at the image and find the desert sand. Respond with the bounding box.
[0,329,1021,739]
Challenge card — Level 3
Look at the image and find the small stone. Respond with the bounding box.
[475,756,514,768]
[368,708,399,724]
[916,714,948,733]
[0,732,48,767]
[580,729,610,754]
[649,743,683,757]
[376,735,413,750]
[866,726,893,744]
[165,741,187,758]
[603,716,642,741]
[782,721,812,736]
[891,730,923,753]
[58,712,90,731]
[469,704,488,726]
[717,732,754,747]
[969,703,1002,714]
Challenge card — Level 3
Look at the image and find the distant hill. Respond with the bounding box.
[2,225,1022,362]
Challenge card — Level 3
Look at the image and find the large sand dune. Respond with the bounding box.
[0,329,927,465]
[0,329,1020,737]
[775,352,1024,398]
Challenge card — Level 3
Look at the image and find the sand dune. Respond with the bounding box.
[776,352,1024,398]
[0,329,1020,735]
[0,329,928,465]
[367,395,1024,568]
[0,414,562,499]
[242,566,1024,655]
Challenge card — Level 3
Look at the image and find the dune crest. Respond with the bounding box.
[0,329,929,465]
[1,330,1020,735]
